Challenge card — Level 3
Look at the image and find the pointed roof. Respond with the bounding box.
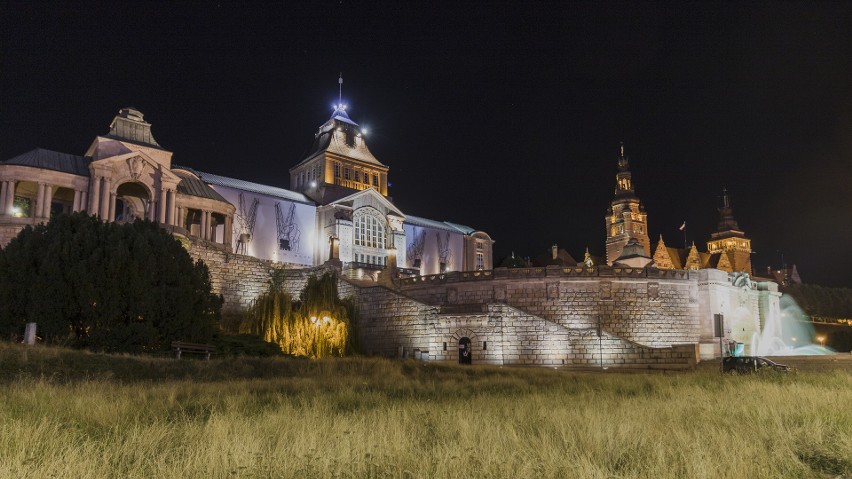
[2,148,91,176]
[711,187,746,239]
[293,105,385,169]
[613,142,637,201]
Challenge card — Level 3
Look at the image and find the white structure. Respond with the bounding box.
[0,105,494,278]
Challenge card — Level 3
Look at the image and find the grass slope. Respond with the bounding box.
[0,344,850,478]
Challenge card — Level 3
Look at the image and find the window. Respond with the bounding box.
[354,213,386,248]
[372,174,379,186]
[334,162,341,178]
[344,167,351,180]
[476,252,484,270]
[476,241,484,251]
[354,170,361,183]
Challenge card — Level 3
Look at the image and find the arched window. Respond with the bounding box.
[354,212,386,248]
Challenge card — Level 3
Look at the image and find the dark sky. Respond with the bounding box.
[2,1,851,286]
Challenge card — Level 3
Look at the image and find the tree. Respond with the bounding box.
[0,213,221,351]
[240,271,356,358]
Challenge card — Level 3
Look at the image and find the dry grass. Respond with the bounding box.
[0,344,850,478]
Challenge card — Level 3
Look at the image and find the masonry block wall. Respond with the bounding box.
[399,266,701,349]
[185,237,333,316]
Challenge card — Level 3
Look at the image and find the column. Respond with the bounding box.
[35,183,45,218]
[89,176,101,215]
[158,189,167,224]
[0,181,7,214]
[5,180,16,215]
[43,184,54,218]
[165,190,174,225]
[108,192,116,222]
[72,190,81,213]
[100,178,111,219]
[200,210,208,240]
[176,206,184,229]
[80,191,88,214]
[224,215,232,247]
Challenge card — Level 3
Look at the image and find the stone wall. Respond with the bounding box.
[399,266,701,349]
[345,280,697,369]
[184,237,333,316]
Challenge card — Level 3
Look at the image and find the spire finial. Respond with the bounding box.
[338,73,343,106]
[722,187,730,208]
[620,141,625,158]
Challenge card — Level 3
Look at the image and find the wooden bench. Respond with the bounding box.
[171,341,215,360]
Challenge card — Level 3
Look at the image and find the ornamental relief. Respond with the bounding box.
[126,156,147,181]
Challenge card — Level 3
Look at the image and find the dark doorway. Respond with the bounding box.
[458,337,472,365]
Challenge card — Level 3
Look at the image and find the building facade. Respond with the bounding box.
[0,106,493,277]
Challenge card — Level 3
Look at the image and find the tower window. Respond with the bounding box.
[372,174,379,187]
[334,162,340,178]
[344,167,351,180]
[354,170,361,183]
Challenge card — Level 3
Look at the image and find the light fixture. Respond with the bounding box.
[361,127,368,135]
[310,181,317,188]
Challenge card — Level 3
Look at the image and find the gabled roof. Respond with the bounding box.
[186,168,312,204]
[327,187,404,217]
[2,148,90,176]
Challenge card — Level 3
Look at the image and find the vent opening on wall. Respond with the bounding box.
[483,341,487,350]
[443,342,447,351]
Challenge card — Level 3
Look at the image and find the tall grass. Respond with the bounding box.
[0,344,849,478]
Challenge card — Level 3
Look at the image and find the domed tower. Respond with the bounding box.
[289,79,388,205]
[706,188,752,275]
[605,144,650,265]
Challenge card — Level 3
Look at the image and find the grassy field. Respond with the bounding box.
[0,344,850,478]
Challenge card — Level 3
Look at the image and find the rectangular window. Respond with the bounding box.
[344,167,351,180]
[372,174,379,186]
[334,162,340,178]
[354,170,361,183]
[483,341,487,350]
[476,252,484,271]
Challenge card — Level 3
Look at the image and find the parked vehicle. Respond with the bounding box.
[723,356,794,374]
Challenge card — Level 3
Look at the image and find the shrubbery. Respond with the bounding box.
[0,213,221,351]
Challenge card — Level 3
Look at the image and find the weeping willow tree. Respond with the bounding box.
[241,272,355,358]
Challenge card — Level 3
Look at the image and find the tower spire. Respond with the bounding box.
[338,73,343,107]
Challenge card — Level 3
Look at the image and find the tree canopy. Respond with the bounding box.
[0,213,220,351]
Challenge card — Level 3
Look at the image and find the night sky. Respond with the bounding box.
[2,2,851,286]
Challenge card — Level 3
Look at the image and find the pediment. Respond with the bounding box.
[327,187,404,218]
[90,151,182,185]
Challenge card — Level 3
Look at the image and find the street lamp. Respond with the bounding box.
[817,336,825,346]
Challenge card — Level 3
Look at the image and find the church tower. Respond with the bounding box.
[605,144,650,265]
[706,188,752,275]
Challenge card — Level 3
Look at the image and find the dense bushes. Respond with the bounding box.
[0,213,221,351]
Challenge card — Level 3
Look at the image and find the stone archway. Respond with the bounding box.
[452,328,477,365]
[115,182,151,223]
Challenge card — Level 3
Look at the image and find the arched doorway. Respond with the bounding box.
[115,182,150,223]
[458,337,472,365]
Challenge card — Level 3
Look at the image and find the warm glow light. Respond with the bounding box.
[817,336,825,345]
[12,206,22,217]
[310,316,317,324]
[322,316,331,323]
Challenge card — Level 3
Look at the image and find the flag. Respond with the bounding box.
[679,221,686,231]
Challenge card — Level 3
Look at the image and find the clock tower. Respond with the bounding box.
[605,144,650,265]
